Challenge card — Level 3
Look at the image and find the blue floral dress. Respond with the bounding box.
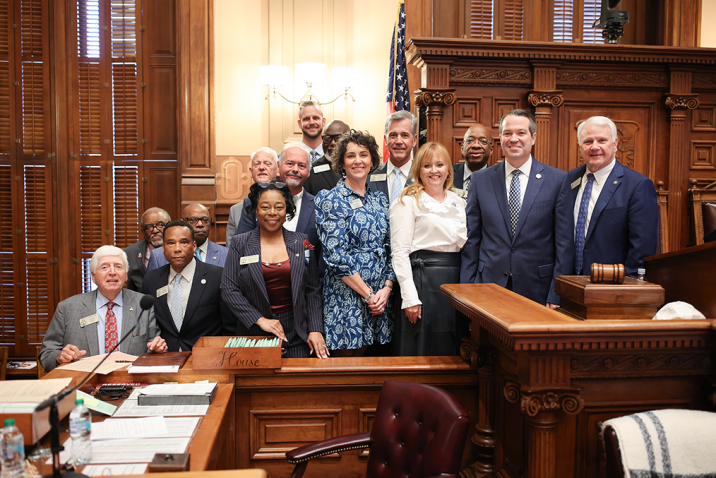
[315,180,395,350]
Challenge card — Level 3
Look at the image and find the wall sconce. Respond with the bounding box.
[260,63,358,105]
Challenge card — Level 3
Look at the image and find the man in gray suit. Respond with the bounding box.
[124,207,171,292]
[40,245,167,372]
[225,147,279,244]
[367,110,417,201]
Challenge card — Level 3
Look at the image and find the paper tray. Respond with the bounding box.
[192,336,282,370]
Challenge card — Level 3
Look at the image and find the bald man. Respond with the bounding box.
[146,203,228,271]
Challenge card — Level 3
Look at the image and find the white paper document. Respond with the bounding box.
[0,378,72,403]
[60,360,129,375]
[113,398,208,417]
[163,417,201,437]
[140,383,216,396]
[126,365,180,374]
[49,437,190,464]
[90,416,169,441]
[82,463,148,476]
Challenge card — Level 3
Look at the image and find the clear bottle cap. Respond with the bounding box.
[637,268,646,274]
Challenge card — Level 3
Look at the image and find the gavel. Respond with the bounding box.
[590,263,625,284]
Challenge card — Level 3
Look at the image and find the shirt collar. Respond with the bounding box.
[387,159,412,178]
[504,156,533,179]
[464,162,487,182]
[169,257,197,283]
[293,188,304,202]
[97,290,123,308]
[584,158,616,185]
[303,142,323,156]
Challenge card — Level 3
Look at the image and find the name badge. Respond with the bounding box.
[313,164,330,174]
[370,173,387,182]
[349,198,363,210]
[240,255,260,265]
[156,285,168,298]
[571,178,581,190]
[80,314,99,328]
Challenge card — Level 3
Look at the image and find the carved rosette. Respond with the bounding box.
[521,391,584,417]
[414,90,457,108]
[528,92,564,107]
[460,339,494,369]
[503,381,521,403]
[664,94,699,110]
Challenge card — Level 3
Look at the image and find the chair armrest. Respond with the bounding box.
[286,431,371,463]
[428,475,459,478]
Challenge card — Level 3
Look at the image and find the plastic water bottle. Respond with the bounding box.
[637,268,646,281]
[69,399,92,465]
[0,419,26,478]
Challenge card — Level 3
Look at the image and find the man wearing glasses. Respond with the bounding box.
[147,203,228,271]
[304,120,350,196]
[454,123,493,194]
[124,207,171,292]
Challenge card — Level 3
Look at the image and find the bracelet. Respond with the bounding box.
[361,287,374,304]
[384,282,393,290]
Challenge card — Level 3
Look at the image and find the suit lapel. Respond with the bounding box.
[183,261,208,332]
[572,165,586,203]
[513,160,546,241]
[296,193,314,235]
[155,266,174,333]
[491,162,512,236]
[585,161,624,243]
[120,291,140,353]
[246,229,271,312]
[284,230,303,313]
[82,291,101,356]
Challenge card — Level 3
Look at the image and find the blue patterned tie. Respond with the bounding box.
[310,151,319,163]
[194,249,202,262]
[508,170,521,236]
[391,168,402,203]
[574,173,595,274]
[170,273,183,332]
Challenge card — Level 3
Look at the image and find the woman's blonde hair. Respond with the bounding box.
[398,142,454,206]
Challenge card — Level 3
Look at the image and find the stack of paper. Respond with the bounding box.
[60,352,137,375]
[0,378,72,406]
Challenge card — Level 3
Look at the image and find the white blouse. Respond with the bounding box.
[389,189,467,308]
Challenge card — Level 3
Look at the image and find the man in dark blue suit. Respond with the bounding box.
[142,221,233,351]
[147,203,228,271]
[569,116,658,278]
[460,109,573,307]
[235,142,323,273]
[453,123,492,193]
[367,110,416,201]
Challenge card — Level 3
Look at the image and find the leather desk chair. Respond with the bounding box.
[286,380,470,478]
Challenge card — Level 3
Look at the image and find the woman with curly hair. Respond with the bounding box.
[222,180,328,358]
[315,130,395,357]
[390,142,467,356]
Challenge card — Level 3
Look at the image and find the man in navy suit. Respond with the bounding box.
[460,109,573,307]
[146,203,228,271]
[569,116,658,278]
[235,142,323,272]
[367,110,417,201]
[143,221,233,351]
[453,123,492,193]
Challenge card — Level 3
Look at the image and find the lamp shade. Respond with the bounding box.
[295,62,325,86]
[260,65,289,88]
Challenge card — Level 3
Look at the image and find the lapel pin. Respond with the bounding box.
[212,256,217,260]
[614,180,618,185]
[536,174,542,179]
[129,307,134,311]
[295,253,300,257]
[138,253,142,258]
[201,279,206,284]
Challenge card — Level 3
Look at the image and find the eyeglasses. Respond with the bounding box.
[185,216,212,225]
[142,222,167,233]
[258,181,287,188]
[464,138,491,147]
[322,133,343,144]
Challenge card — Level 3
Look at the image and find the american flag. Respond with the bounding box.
[384,0,410,162]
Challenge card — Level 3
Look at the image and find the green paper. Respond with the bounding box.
[76,390,117,416]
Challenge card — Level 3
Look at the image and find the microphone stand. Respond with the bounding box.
[36,303,152,478]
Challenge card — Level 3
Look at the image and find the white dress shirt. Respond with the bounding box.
[284,189,304,232]
[504,156,533,206]
[386,159,413,202]
[573,158,616,240]
[463,162,487,192]
[167,258,196,320]
[303,142,323,162]
[95,290,124,355]
[390,189,467,308]
[195,240,208,261]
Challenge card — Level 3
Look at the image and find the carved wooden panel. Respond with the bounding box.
[690,140,716,170]
[145,65,178,157]
[145,164,179,222]
[144,0,176,56]
[216,155,252,203]
[492,98,522,128]
[450,67,532,86]
[454,99,481,127]
[452,136,465,165]
[358,408,375,457]
[555,69,667,89]
[249,409,342,460]
[692,106,716,131]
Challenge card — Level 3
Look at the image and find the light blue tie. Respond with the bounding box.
[170,273,183,332]
[508,170,521,236]
[574,173,595,274]
[195,249,202,262]
[310,151,319,163]
[391,168,402,203]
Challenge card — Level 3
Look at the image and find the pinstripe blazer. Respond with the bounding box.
[221,228,323,342]
[39,289,159,372]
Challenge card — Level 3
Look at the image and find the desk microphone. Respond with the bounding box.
[36,294,156,478]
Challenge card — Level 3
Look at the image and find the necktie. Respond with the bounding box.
[391,168,402,203]
[310,151,319,163]
[574,173,596,275]
[171,273,183,332]
[144,248,150,268]
[195,249,202,262]
[508,170,522,236]
[464,176,471,193]
[105,301,118,352]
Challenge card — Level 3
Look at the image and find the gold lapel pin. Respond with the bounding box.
[129,307,134,311]
[614,181,618,185]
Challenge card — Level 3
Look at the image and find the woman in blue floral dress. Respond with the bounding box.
[315,130,395,356]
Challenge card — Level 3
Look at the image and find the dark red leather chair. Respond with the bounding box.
[286,380,471,478]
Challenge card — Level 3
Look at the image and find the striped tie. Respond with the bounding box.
[170,273,183,332]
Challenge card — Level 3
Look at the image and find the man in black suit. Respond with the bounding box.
[304,120,350,196]
[142,220,233,351]
[124,207,171,291]
[454,123,493,193]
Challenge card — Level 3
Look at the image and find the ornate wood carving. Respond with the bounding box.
[555,71,667,88]
[521,391,585,417]
[415,89,458,107]
[450,67,532,85]
[693,73,716,90]
[665,94,700,110]
[527,91,563,107]
[569,352,713,378]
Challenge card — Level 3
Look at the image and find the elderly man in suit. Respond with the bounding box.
[124,207,171,291]
[226,147,279,244]
[143,221,233,351]
[304,120,350,196]
[454,123,492,193]
[460,109,573,308]
[39,245,167,372]
[569,116,658,277]
[367,110,416,201]
[147,203,228,271]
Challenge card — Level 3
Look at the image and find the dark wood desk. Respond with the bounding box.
[442,283,716,478]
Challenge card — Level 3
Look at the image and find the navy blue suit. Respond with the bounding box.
[460,157,573,305]
[568,160,658,277]
[366,162,414,197]
[452,163,467,190]
[146,240,228,272]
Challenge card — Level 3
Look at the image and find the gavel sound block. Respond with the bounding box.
[555,264,665,320]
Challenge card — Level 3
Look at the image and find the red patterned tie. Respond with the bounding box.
[105,301,118,352]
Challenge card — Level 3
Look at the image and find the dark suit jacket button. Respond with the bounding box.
[504,272,508,276]
[511,248,516,253]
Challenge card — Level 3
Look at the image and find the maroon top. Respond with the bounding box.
[262,261,292,314]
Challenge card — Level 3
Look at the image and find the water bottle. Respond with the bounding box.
[69,399,92,465]
[637,268,646,281]
[0,419,26,478]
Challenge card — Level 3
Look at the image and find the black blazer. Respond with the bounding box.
[142,260,232,351]
[124,239,148,292]
[304,155,339,196]
[221,228,323,342]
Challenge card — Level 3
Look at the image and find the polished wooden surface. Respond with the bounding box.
[442,283,716,478]
[113,471,266,478]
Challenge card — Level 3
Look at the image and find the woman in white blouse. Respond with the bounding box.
[390,142,467,356]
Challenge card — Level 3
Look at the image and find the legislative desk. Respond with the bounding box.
[442,283,716,478]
